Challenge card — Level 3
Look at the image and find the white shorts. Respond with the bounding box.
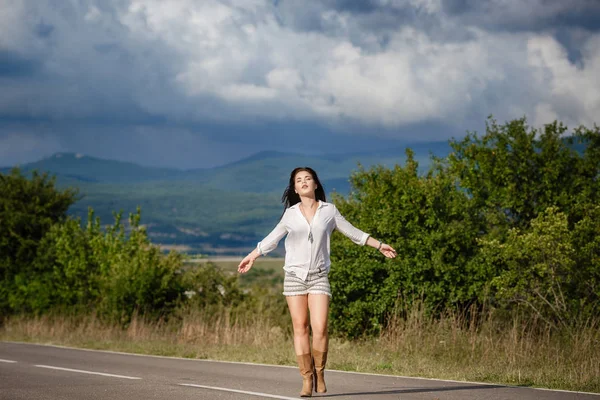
[282,268,332,298]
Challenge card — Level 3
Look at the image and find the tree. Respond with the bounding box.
[329,117,600,338]
[0,168,78,316]
[481,207,576,327]
[329,151,483,338]
[447,118,599,234]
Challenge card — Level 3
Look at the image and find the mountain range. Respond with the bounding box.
[2,141,451,255]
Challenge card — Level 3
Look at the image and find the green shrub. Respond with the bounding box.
[12,207,184,324]
[1,168,77,316]
[482,207,575,327]
[329,118,600,338]
[93,210,184,323]
[329,152,483,338]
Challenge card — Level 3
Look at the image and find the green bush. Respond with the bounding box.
[481,207,576,327]
[8,205,185,324]
[0,167,275,326]
[11,216,98,314]
[1,168,78,316]
[329,118,600,338]
[329,152,483,337]
[570,205,600,309]
[92,210,184,324]
[178,262,290,331]
[181,262,243,311]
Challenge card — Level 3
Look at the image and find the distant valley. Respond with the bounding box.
[2,142,451,255]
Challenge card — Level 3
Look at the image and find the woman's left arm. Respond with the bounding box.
[365,236,397,259]
[333,206,397,259]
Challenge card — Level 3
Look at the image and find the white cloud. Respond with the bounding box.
[0,0,29,50]
[266,68,302,92]
[219,83,277,102]
[0,0,598,137]
[408,0,442,14]
[527,34,600,127]
[311,28,512,126]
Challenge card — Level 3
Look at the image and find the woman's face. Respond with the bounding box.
[294,170,317,197]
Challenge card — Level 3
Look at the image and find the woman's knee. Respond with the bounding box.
[311,325,328,339]
[292,321,310,336]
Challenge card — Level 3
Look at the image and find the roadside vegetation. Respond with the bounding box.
[2,304,598,392]
[1,117,599,393]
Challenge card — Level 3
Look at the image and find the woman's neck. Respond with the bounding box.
[299,197,318,209]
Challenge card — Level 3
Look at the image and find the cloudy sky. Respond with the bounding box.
[1,0,599,169]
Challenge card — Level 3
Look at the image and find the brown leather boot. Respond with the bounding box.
[296,353,313,397]
[312,349,328,393]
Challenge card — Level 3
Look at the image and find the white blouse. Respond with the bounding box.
[257,201,370,281]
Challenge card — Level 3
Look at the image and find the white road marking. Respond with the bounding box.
[34,364,141,380]
[0,359,17,363]
[179,383,300,400]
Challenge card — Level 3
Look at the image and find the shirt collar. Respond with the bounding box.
[291,200,328,209]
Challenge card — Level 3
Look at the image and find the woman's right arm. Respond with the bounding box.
[238,248,261,274]
[238,218,288,274]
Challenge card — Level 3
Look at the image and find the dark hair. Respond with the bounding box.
[281,167,326,217]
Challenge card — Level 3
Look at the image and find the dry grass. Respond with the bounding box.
[1,306,598,393]
[376,305,600,393]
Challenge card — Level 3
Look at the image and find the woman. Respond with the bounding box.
[238,167,397,397]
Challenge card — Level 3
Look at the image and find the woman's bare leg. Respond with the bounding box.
[286,295,310,355]
[308,293,330,393]
[307,294,329,351]
[287,294,313,396]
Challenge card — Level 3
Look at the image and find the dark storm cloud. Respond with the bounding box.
[34,21,55,38]
[442,0,600,32]
[275,0,430,35]
[437,0,600,69]
[0,50,40,77]
[282,0,600,42]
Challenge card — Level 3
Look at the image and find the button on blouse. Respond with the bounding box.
[257,201,370,281]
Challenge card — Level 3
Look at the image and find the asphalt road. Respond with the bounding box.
[0,342,597,400]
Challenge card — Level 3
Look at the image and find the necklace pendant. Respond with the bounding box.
[308,231,313,243]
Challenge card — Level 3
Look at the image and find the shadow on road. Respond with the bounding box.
[317,384,507,397]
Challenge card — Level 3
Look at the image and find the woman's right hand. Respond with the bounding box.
[238,250,258,273]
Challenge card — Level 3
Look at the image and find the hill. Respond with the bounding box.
[2,142,452,254]
[1,153,185,183]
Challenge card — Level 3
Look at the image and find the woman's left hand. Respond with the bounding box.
[379,243,397,259]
